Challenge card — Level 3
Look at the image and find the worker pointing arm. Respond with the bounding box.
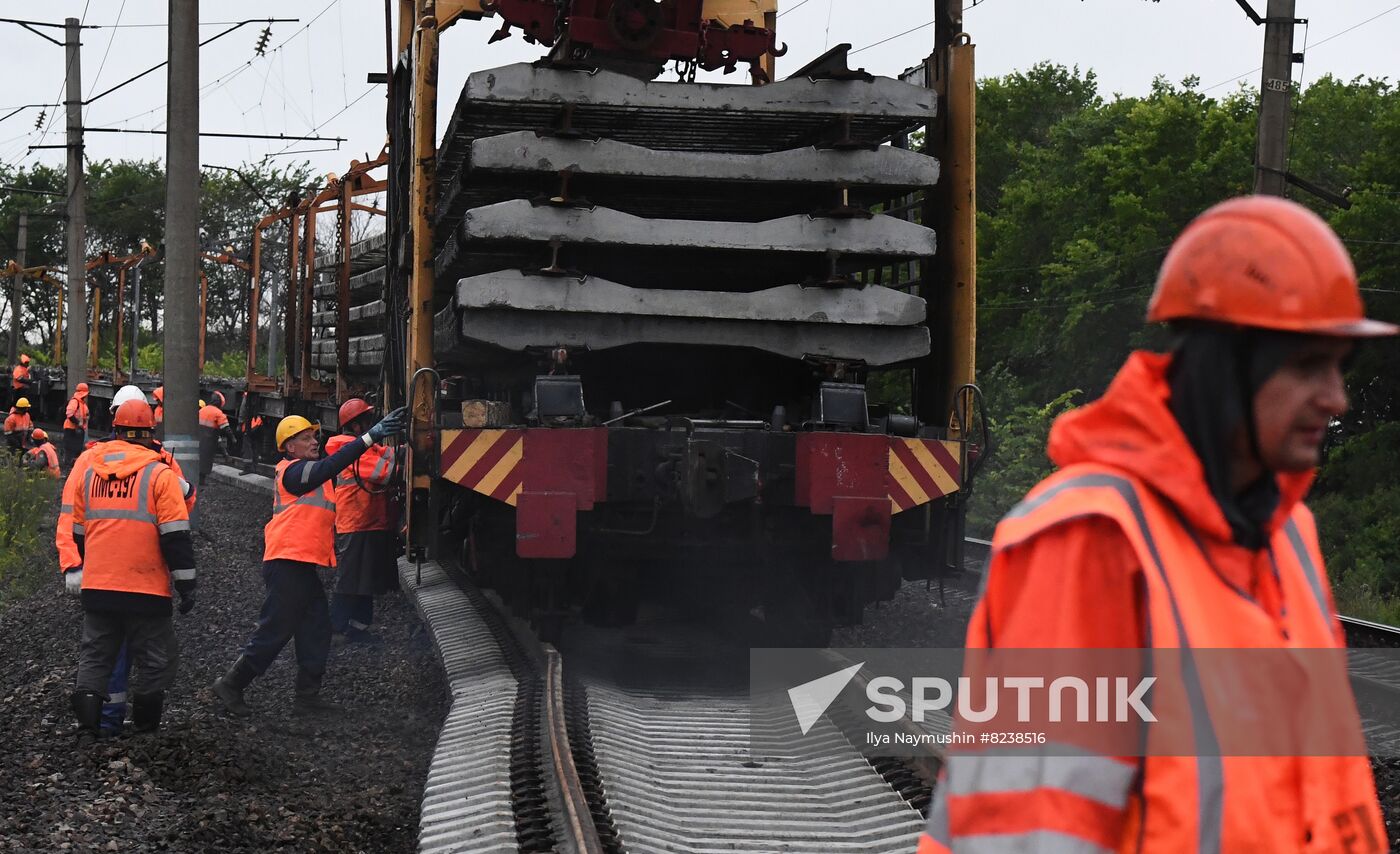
[212,406,407,718]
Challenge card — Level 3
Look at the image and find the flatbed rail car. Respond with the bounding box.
[241,1,980,640]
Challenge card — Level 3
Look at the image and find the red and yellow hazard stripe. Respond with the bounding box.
[439,428,525,506]
[888,438,962,514]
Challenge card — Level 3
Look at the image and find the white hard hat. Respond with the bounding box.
[110,384,148,413]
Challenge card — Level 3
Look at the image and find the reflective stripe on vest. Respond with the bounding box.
[272,490,336,514]
[83,460,161,525]
[928,469,1379,854]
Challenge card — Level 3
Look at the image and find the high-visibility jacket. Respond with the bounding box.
[4,411,32,436]
[198,403,229,430]
[10,364,28,390]
[920,352,1385,854]
[65,395,89,430]
[264,458,338,565]
[59,440,195,572]
[26,442,59,477]
[72,441,193,600]
[325,434,398,533]
[153,387,164,425]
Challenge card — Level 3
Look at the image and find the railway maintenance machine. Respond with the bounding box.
[254,0,981,643]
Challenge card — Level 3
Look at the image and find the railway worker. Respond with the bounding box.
[918,196,1393,853]
[152,386,164,435]
[4,396,33,452]
[67,400,196,739]
[58,384,196,737]
[197,397,233,484]
[8,352,31,409]
[25,428,60,477]
[63,382,91,465]
[211,405,408,718]
[325,398,402,644]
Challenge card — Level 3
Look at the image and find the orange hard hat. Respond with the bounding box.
[19,354,29,365]
[75,382,89,397]
[113,399,156,429]
[338,398,373,427]
[31,428,47,442]
[152,386,164,401]
[1149,196,1398,337]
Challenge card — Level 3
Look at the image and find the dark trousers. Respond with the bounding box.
[102,643,131,733]
[77,610,177,696]
[241,560,331,678]
[63,430,85,467]
[330,593,373,634]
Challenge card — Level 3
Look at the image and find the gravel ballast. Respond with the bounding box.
[0,477,447,853]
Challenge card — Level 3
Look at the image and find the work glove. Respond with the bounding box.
[368,406,409,443]
[64,567,82,596]
[178,590,196,615]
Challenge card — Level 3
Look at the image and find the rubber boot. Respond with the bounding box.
[292,669,342,715]
[71,691,104,741]
[212,656,257,718]
[130,691,165,733]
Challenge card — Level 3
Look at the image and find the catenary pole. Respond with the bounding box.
[1253,0,1297,196]
[162,0,200,526]
[9,211,26,367]
[64,18,87,397]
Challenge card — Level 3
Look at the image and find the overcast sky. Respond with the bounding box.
[3,1,1398,189]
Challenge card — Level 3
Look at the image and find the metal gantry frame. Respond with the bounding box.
[198,248,252,371]
[84,242,158,381]
[1,261,67,363]
[245,149,389,398]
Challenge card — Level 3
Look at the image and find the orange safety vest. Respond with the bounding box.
[198,404,229,430]
[326,434,397,533]
[10,364,28,390]
[263,458,338,566]
[4,411,32,435]
[65,395,89,430]
[921,465,1385,854]
[57,444,99,571]
[72,444,192,599]
[26,443,59,477]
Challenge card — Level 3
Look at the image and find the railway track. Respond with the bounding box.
[401,555,925,853]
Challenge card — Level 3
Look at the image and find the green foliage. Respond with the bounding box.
[1311,424,1400,622]
[0,454,58,609]
[967,374,1080,538]
[0,159,314,363]
[970,69,1400,611]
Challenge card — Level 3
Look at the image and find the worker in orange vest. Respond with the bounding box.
[197,395,234,483]
[152,386,164,435]
[58,385,195,737]
[919,197,1392,853]
[325,399,403,644]
[9,352,31,409]
[25,428,60,478]
[63,382,90,465]
[68,400,196,739]
[4,396,33,452]
[211,405,406,718]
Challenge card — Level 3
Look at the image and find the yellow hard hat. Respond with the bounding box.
[275,415,320,450]
[199,399,207,409]
[14,397,29,408]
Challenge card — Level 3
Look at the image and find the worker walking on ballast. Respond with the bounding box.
[919,196,1394,853]
[67,400,196,739]
[326,399,403,644]
[212,406,407,717]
